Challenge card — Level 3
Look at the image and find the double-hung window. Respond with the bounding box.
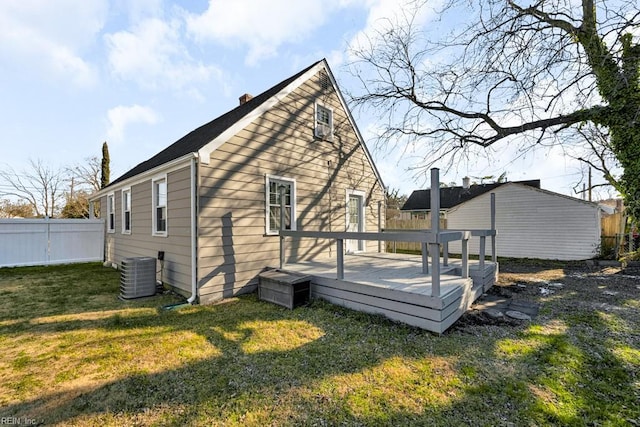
[122,188,131,234]
[315,102,333,140]
[266,175,296,235]
[107,193,115,233]
[152,177,167,236]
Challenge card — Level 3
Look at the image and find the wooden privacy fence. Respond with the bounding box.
[385,218,447,252]
[600,212,633,257]
[0,218,105,267]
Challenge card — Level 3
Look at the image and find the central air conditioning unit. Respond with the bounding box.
[120,257,157,299]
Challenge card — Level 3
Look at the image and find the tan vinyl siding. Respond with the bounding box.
[197,70,384,303]
[100,165,194,293]
[446,184,600,260]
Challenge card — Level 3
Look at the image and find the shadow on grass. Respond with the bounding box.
[1,263,638,425]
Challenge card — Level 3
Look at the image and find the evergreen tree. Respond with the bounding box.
[101,142,110,189]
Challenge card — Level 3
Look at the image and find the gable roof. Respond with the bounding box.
[401,180,541,211]
[446,181,599,214]
[106,60,323,189]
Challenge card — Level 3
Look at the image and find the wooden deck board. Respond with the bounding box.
[275,252,497,333]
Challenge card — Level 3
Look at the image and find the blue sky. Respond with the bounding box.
[0,0,614,199]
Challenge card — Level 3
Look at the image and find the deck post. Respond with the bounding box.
[421,242,429,274]
[443,241,449,266]
[377,201,382,253]
[279,185,287,269]
[430,168,441,297]
[491,193,497,262]
[430,243,440,297]
[461,237,469,278]
[479,236,486,272]
[337,239,344,280]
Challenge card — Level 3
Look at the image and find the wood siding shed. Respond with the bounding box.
[446,183,601,260]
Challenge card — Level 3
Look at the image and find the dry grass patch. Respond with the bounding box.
[1,261,639,426]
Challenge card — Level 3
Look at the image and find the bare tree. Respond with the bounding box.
[349,0,640,219]
[386,187,408,220]
[63,156,102,218]
[66,156,102,193]
[0,159,67,217]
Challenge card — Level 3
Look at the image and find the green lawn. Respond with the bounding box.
[0,262,638,426]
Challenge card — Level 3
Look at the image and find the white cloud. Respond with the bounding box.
[119,0,164,22]
[105,17,224,97]
[348,0,443,58]
[0,0,106,86]
[106,104,159,143]
[186,0,361,65]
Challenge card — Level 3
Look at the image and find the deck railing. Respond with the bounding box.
[385,191,497,270]
[276,168,501,298]
[278,228,470,298]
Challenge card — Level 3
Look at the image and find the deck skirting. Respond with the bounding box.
[275,254,497,334]
[311,276,472,333]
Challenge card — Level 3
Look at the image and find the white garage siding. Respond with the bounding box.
[446,183,601,261]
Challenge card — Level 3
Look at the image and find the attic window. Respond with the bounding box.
[315,102,333,140]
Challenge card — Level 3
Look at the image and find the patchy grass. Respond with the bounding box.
[0,261,639,426]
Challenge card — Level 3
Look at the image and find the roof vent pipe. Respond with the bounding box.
[462,176,470,189]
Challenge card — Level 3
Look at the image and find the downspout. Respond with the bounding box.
[187,155,198,304]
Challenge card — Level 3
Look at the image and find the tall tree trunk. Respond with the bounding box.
[610,124,640,221]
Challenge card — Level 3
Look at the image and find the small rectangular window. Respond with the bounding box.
[315,103,333,139]
[266,175,296,235]
[153,178,167,236]
[122,189,131,233]
[107,193,115,233]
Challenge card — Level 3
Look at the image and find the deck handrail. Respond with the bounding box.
[276,168,495,298]
[278,228,469,298]
[383,228,495,235]
[280,229,469,244]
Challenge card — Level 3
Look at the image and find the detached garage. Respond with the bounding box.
[446,183,601,261]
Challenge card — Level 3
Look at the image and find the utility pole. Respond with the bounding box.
[588,167,592,202]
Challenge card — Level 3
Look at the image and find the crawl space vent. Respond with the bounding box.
[120,257,156,299]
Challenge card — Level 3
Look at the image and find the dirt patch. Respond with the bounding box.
[453,260,640,333]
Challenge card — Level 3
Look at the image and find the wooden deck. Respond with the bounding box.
[274,253,498,334]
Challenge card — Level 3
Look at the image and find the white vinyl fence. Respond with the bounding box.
[0,218,104,267]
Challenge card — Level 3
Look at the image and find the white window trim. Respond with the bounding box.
[152,175,168,237]
[346,189,366,232]
[107,192,115,233]
[314,101,334,140]
[265,174,297,236]
[121,187,131,234]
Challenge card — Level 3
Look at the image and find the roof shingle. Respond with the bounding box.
[107,60,323,188]
[401,180,541,211]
